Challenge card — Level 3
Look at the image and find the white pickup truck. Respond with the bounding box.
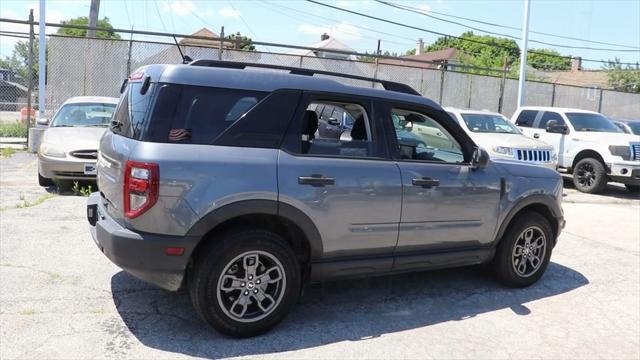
[512,106,640,194]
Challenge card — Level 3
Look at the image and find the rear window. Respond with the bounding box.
[515,110,537,127]
[111,82,153,138]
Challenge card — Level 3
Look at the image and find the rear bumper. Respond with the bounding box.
[87,192,199,291]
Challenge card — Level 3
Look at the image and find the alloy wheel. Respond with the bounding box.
[511,226,547,278]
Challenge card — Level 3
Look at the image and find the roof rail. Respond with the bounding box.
[188,59,421,96]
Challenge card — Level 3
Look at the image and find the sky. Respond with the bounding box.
[1,0,639,69]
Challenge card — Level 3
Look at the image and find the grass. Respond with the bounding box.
[0,122,28,138]
[14,193,57,209]
[1,147,16,158]
[72,181,93,197]
[20,309,39,316]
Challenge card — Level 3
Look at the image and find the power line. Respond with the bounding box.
[228,0,272,52]
[376,1,640,52]
[153,0,168,32]
[394,1,640,50]
[306,0,640,66]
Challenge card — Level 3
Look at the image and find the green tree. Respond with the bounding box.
[527,48,571,71]
[603,58,640,93]
[357,50,400,62]
[226,33,255,51]
[0,39,41,86]
[57,16,120,39]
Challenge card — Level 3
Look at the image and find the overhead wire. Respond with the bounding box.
[306,0,640,66]
[375,0,640,52]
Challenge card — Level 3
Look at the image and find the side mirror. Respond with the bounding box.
[37,118,49,126]
[327,118,340,126]
[404,121,413,131]
[546,120,569,134]
[471,147,490,170]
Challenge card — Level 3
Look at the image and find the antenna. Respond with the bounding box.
[172,35,193,64]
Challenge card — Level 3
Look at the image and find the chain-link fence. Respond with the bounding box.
[2,30,639,132]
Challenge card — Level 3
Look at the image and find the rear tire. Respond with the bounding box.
[189,229,301,337]
[38,172,54,187]
[492,211,553,288]
[625,184,640,193]
[572,158,607,194]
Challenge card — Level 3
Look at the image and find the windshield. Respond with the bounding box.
[627,122,640,135]
[566,112,622,133]
[461,113,520,134]
[51,103,116,127]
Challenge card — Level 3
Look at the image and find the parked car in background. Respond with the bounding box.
[445,107,556,170]
[512,106,640,193]
[37,96,118,186]
[612,119,640,135]
[88,61,564,337]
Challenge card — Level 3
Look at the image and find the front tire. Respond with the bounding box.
[572,158,607,194]
[38,172,54,187]
[492,212,553,288]
[189,229,301,337]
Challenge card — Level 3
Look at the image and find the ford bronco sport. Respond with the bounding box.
[88,61,565,337]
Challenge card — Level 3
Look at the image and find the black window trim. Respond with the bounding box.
[378,100,476,166]
[515,109,539,128]
[280,91,392,161]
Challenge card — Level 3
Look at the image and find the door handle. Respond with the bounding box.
[412,177,440,188]
[533,133,540,139]
[298,174,335,187]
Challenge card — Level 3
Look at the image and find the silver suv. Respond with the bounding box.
[87,61,565,337]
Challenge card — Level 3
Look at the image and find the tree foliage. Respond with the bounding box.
[0,40,42,86]
[225,33,255,51]
[57,16,120,39]
[357,50,400,62]
[526,48,571,71]
[603,58,640,93]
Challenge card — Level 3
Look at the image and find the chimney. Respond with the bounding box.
[321,33,330,41]
[571,57,582,72]
[416,38,424,55]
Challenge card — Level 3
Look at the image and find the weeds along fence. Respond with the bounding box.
[1,21,639,125]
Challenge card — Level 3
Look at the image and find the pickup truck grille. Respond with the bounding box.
[632,143,640,161]
[515,149,551,162]
[70,150,98,160]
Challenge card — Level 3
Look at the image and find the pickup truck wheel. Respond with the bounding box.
[625,184,640,193]
[189,230,300,337]
[572,158,607,194]
[492,211,553,288]
[38,172,54,187]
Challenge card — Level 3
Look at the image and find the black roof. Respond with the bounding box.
[142,62,441,110]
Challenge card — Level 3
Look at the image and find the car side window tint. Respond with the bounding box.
[391,108,464,163]
[298,101,374,158]
[538,111,565,129]
[515,110,537,127]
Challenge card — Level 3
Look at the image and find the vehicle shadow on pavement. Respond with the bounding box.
[561,177,639,200]
[110,262,588,358]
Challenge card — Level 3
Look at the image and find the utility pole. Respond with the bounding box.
[517,0,531,107]
[38,0,46,119]
[27,9,34,130]
[87,0,100,37]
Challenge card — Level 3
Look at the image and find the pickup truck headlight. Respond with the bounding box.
[40,144,66,158]
[492,146,514,156]
[609,145,631,160]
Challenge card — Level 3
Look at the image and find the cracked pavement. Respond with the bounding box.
[1,153,639,359]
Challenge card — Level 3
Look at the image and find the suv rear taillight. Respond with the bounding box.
[124,161,159,218]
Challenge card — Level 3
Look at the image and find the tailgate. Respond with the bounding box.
[97,131,135,224]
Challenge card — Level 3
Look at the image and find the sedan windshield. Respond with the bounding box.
[461,114,520,134]
[566,112,622,133]
[51,103,116,127]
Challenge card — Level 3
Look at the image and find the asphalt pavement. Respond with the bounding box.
[1,152,638,359]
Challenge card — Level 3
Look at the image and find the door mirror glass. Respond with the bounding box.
[471,147,490,170]
[37,118,49,126]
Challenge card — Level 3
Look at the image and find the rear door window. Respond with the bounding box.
[111,82,154,138]
[515,110,538,127]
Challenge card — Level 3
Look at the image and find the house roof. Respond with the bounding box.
[289,37,356,59]
[179,27,235,48]
[379,48,458,69]
[540,69,609,88]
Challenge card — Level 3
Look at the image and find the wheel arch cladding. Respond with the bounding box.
[496,195,560,246]
[186,200,323,266]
